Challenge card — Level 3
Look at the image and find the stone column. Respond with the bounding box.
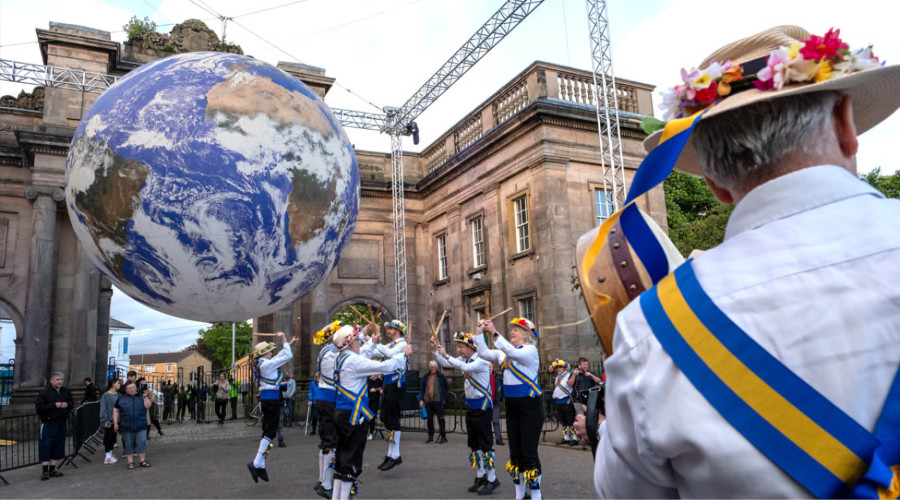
[95,277,112,385]
[69,242,100,382]
[15,186,64,389]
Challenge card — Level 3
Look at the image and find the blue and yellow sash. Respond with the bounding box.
[641,261,900,499]
[554,372,575,404]
[464,371,493,410]
[501,349,542,398]
[384,340,407,387]
[334,352,374,426]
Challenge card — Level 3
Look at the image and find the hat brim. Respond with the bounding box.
[644,65,900,177]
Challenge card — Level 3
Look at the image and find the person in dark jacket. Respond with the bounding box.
[419,360,449,444]
[35,372,74,480]
[491,365,504,445]
[82,377,99,404]
[114,380,152,469]
[366,375,382,440]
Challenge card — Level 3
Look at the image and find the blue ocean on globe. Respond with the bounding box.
[65,52,359,322]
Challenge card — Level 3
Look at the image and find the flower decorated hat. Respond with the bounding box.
[453,331,477,349]
[314,320,343,346]
[384,319,408,336]
[646,25,900,176]
[332,325,361,350]
[510,317,539,338]
[252,341,276,359]
[550,359,570,371]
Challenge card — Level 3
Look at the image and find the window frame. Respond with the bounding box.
[594,187,614,225]
[437,233,448,281]
[471,216,486,269]
[516,295,536,324]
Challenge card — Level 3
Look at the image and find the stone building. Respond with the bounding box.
[0,19,663,397]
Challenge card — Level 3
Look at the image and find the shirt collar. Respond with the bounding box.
[725,165,883,240]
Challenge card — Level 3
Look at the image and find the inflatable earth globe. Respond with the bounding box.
[65,52,359,322]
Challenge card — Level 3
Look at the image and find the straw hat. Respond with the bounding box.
[252,341,276,359]
[332,325,361,350]
[452,331,477,349]
[384,320,408,336]
[549,359,570,371]
[644,25,900,176]
[314,320,343,346]
[510,317,539,338]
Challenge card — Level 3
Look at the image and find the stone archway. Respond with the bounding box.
[328,296,394,323]
[0,297,24,354]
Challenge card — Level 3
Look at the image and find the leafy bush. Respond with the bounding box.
[123,15,157,43]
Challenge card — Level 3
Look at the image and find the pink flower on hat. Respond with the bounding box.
[800,28,848,63]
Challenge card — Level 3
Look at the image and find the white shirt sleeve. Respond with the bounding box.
[493,335,534,363]
[375,339,406,358]
[434,350,453,369]
[474,332,505,364]
[268,345,293,368]
[349,352,407,378]
[359,339,377,359]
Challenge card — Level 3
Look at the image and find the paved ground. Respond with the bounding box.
[0,419,597,499]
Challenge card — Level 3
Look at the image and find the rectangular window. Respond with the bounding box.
[513,195,530,253]
[146,365,155,373]
[517,296,535,323]
[471,217,485,268]
[440,315,452,353]
[167,364,173,373]
[437,234,448,280]
[475,308,485,322]
[594,188,614,225]
[122,338,128,355]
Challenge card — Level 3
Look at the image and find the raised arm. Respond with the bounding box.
[473,328,504,364]
[375,339,407,358]
[352,345,412,378]
[492,335,537,364]
[433,349,454,369]
[268,332,294,367]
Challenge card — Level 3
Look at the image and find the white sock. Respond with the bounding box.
[477,469,485,478]
[515,481,525,499]
[392,430,401,458]
[105,451,112,459]
[339,480,354,500]
[317,451,325,482]
[488,469,497,482]
[253,438,271,468]
[530,475,542,500]
[331,479,342,500]
[323,451,335,489]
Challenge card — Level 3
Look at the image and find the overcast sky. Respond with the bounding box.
[2,0,898,353]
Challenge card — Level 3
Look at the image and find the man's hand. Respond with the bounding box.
[289,334,299,346]
[402,345,413,356]
[483,320,497,336]
[372,330,381,343]
[114,422,119,432]
[307,401,312,406]
[437,346,447,357]
[419,400,424,407]
[574,413,606,444]
[276,331,286,343]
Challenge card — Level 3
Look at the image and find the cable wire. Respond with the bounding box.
[232,0,311,20]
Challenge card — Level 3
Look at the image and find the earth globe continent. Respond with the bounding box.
[65,52,360,322]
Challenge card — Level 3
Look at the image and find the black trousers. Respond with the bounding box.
[334,410,369,479]
[381,383,402,431]
[197,400,206,421]
[425,401,446,437]
[466,407,494,452]
[215,399,228,422]
[367,398,379,435]
[163,402,173,420]
[555,401,576,428]
[261,399,280,440]
[505,397,543,473]
[177,401,186,419]
[103,425,117,453]
[316,400,338,451]
[230,397,238,418]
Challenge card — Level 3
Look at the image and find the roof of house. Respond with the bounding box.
[110,317,134,330]
[128,351,209,365]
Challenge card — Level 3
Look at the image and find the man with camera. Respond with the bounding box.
[567,358,602,417]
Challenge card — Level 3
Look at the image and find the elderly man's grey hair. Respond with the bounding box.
[428,360,438,368]
[692,91,844,194]
[50,372,65,380]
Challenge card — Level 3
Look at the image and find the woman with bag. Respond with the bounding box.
[100,378,121,464]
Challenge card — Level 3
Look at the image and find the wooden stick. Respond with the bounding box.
[254,333,279,337]
[489,307,513,321]
[349,306,373,325]
[428,320,439,345]
[373,303,383,321]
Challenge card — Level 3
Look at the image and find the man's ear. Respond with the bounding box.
[704,176,735,205]
[833,95,859,158]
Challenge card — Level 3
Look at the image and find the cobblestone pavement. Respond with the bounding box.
[0,418,597,499]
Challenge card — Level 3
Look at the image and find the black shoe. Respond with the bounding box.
[257,467,269,482]
[495,439,505,446]
[247,462,259,483]
[555,438,568,445]
[377,456,392,470]
[313,481,321,492]
[425,436,434,444]
[278,440,286,448]
[158,431,163,436]
[40,472,49,481]
[49,470,64,478]
[437,435,448,444]
[380,456,402,471]
[523,492,532,500]
[477,479,501,495]
[568,439,578,446]
[310,429,317,435]
[316,485,332,499]
[468,477,489,492]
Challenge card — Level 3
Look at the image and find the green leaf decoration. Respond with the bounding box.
[641,116,666,135]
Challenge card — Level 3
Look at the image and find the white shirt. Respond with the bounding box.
[334,350,407,398]
[374,337,408,358]
[317,344,338,391]
[474,334,540,392]
[434,351,492,402]
[552,370,575,401]
[258,347,293,392]
[595,166,900,498]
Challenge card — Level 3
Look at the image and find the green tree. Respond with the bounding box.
[330,304,378,327]
[123,15,157,43]
[664,170,735,256]
[860,167,900,199]
[193,321,253,369]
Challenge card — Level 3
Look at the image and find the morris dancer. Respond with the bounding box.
[247,331,297,483]
[312,320,344,498]
[433,332,501,495]
[548,360,577,446]
[475,318,543,500]
[368,319,409,471]
[331,325,413,499]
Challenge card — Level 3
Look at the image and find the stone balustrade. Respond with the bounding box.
[420,61,654,173]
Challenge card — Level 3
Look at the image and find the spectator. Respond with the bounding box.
[35,372,74,480]
[568,357,601,416]
[82,377,99,404]
[162,381,176,421]
[118,370,137,396]
[213,373,230,425]
[229,377,239,420]
[307,373,320,435]
[187,384,196,420]
[366,374,382,440]
[177,385,187,420]
[283,371,296,427]
[100,378,121,464]
[241,378,249,406]
[198,383,209,423]
[490,364,504,445]
[114,380,151,469]
[148,391,163,437]
[419,360,448,444]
